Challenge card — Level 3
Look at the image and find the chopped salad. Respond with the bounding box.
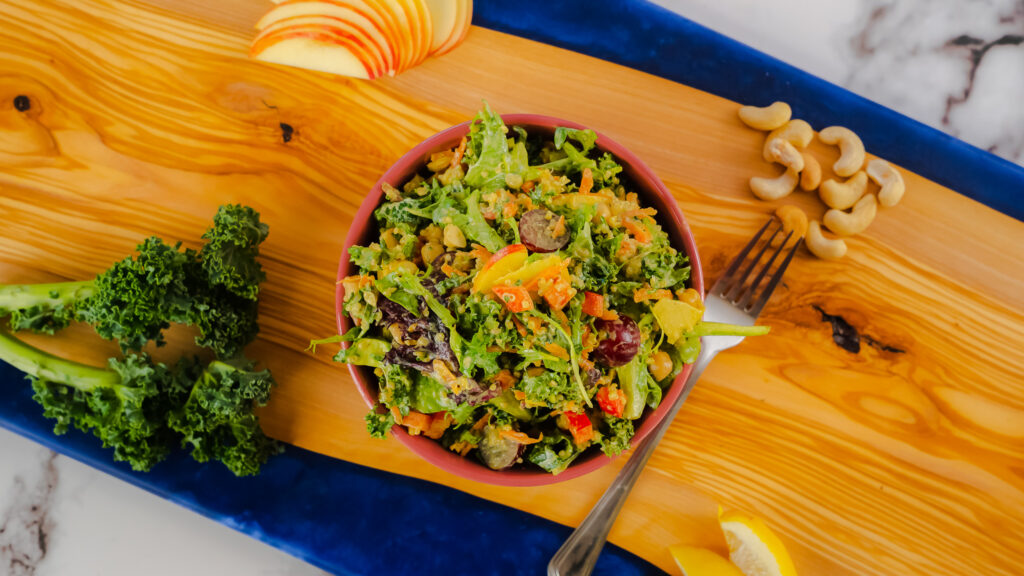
[328,104,766,474]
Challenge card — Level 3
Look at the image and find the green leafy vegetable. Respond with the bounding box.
[365,411,395,439]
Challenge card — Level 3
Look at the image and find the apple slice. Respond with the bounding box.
[404,0,433,66]
[257,16,388,77]
[431,0,470,56]
[251,27,376,79]
[257,7,394,75]
[259,0,400,75]
[423,0,457,54]
[379,0,427,69]
[472,244,529,293]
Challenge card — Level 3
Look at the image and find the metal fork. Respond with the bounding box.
[548,220,802,576]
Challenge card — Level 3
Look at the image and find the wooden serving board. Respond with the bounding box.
[1,1,1023,574]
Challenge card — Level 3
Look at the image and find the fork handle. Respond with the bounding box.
[547,342,719,576]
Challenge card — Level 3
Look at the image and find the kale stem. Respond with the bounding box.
[689,322,770,337]
[0,281,95,310]
[0,329,119,390]
[526,309,591,408]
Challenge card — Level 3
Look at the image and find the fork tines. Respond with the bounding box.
[711,220,802,316]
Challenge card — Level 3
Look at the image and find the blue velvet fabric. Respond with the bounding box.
[3,2,1023,576]
[0,362,663,575]
[475,0,1024,222]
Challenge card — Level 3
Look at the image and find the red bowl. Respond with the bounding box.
[337,114,704,486]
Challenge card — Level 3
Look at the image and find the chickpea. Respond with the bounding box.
[678,288,704,310]
[420,242,445,266]
[420,224,443,244]
[647,350,673,381]
[379,259,418,278]
[443,224,467,248]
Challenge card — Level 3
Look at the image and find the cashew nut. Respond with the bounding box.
[800,153,822,191]
[806,220,847,260]
[739,101,792,131]
[819,171,868,210]
[772,205,808,247]
[823,193,877,237]
[818,126,865,177]
[750,168,799,201]
[866,158,905,207]
[762,120,813,161]
[767,138,805,172]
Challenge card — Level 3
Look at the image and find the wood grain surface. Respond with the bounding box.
[1,1,1023,574]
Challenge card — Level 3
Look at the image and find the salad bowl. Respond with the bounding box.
[337,113,704,486]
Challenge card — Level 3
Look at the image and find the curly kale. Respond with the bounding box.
[0,205,268,357]
[0,204,280,476]
[168,358,281,477]
[199,204,269,301]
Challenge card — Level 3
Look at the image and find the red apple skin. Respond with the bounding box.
[268,0,402,73]
[257,14,391,74]
[481,243,528,272]
[251,26,379,79]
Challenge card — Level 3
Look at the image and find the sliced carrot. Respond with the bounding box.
[579,167,594,195]
[493,285,534,312]
[500,429,543,445]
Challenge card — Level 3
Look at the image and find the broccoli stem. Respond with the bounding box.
[0,281,95,311]
[0,329,119,391]
[689,322,770,338]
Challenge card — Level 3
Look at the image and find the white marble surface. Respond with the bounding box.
[1,2,1021,576]
[652,0,1024,167]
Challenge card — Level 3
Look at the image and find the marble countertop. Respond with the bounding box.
[2,2,1021,576]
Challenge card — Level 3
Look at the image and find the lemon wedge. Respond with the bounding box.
[718,508,797,576]
[670,546,743,576]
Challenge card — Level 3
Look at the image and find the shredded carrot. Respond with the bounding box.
[470,413,492,432]
[601,309,620,321]
[433,359,458,383]
[623,207,658,218]
[511,315,528,337]
[633,287,673,302]
[520,181,535,193]
[491,369,517,389]
[402,411,431,432]
[470,244,492,261]
[579,167,594,194]
[542,342,570,360]
[441,263,464,277]
[423,413,452,439]
[526,315,544,333]
[481,208,498,220]
[502,201,518,219]
[389,406,404,426]
[616,238,637,260]
[579,358,595,372]
[500,429,543,445]
[624,218,652,244]
[550,308,571,334]
[513,390,527,401]
[451,136,467,168]
[552,215,566,237]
